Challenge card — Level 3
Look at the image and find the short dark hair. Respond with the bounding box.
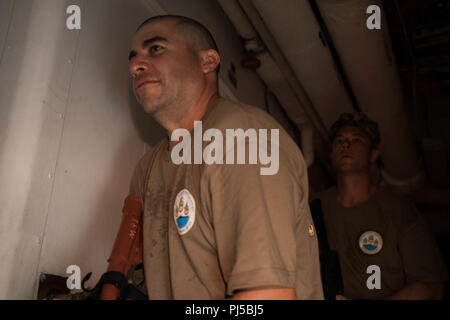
[137,15,220,74]
[330,112,380,148]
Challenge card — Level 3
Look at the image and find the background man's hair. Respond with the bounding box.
[137,15,220,74]
[329,112,381,148]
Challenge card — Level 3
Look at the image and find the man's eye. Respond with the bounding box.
[150,45,163,53]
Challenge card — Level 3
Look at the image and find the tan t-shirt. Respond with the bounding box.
[314,186,448,299]
[130,97,323,299]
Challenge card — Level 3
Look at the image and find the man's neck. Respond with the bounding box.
[163,90,218,150]
[336,171,377,207]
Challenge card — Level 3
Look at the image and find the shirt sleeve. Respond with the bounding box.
[201,139,310,297]
[398,202,448,284]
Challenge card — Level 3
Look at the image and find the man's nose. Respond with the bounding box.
[342,139,351,149]
[129,56,150,77]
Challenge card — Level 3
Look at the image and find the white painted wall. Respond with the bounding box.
[0,0,266,299]
[0,0,166,299]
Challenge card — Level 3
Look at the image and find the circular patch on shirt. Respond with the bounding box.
[359,231,383,255]
[173,189,196,235]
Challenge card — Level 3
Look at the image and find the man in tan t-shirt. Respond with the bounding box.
[127,15,323,299]
[313,112,448,300]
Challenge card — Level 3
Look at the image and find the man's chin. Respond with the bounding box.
[142,104,161,115]
[139,98,165,114]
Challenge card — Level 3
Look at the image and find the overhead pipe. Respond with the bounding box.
[314,0,425,192]
[217,0,317,167]
[249,0,355,129]
[257,52,315,167]
[235,0,332,144]
[215,0,263,53]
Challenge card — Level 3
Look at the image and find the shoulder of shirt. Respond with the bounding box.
[376,187,426,234]
[310,186,337,203]
[310,186,414,207]
[208,97,285,130]
[209,97,301,155]
[135,139,166,170]
[375,186,414,207]
[375,186,421,220]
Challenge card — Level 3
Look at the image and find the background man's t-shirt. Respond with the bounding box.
[315,186,448,299]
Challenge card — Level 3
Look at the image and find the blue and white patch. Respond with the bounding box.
[359,231,383,255]
[173,188,196,235]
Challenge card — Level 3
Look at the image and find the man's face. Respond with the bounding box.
[129,19,203,114]
[330,125,379,174]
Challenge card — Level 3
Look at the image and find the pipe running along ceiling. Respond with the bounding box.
[219,0,427,193]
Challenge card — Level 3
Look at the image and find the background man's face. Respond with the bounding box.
[129,19,203,115]
[331,125,378,174]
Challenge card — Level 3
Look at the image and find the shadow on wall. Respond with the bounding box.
[72,132,148,290]
[65,0,165,292]
[0,0,28,166]
[98,1,165,147]
[94,2,166,146]
[0,0,165,298]
[72,85,165,292]
[72,82,164,293]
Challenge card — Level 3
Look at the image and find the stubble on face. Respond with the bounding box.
[136,77,168,116]
[131,22,173,115]
[131,19,204,120]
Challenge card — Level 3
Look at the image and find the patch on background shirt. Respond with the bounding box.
[173,188,196,235]
[359,231,383,255]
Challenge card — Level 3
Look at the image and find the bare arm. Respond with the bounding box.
[231,288,296,300]
[385,282,444,300]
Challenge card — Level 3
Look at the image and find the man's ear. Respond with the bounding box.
[370,148,380,164]
[199,49,220,74]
